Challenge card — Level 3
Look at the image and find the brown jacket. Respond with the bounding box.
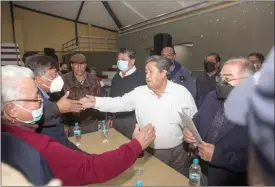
[62,72,102,126]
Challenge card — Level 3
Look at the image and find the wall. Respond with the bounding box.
[1,2,13,43]
[83,52,117,73]
[1,2,118,60]
[117,2,274,75]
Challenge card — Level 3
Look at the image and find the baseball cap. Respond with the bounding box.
[224,46,274,184]
[69,53,87,63]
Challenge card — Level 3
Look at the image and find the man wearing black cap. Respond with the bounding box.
[183,57,256,185]
[225,46,274,185]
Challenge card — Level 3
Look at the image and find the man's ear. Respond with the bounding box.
[129,59,135,67]
[3,103,17,119]
[161,70,168,78]
[35,76,43,85]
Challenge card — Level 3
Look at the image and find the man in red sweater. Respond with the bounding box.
[1,65,156,185]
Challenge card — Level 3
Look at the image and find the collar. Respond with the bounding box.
[119,66,137,78]
[205,70,219,78]
[170,61,182,75]
[1,119,38,131]
[71,72,90,88]
[37,86,50,100]
[149,80,173,95]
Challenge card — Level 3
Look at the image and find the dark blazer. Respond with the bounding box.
[1,132,53,185]
[37,88,84,153]
[193,91,248,186]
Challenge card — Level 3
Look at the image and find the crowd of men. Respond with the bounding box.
[1,45,274,186]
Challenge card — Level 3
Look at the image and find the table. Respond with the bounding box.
[69,129,189,186]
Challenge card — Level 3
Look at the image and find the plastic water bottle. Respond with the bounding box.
[189,158,201,186]
[136,180,143,187]
[134,151,144,175]
[101,120,108,141]
[98,120,102,131]
[73,122,81,147]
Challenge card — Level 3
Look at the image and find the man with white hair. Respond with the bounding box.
[1,65,54,185]
[183,58,256,185]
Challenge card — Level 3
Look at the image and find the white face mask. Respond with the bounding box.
[117,60,129,72]
[43,76,64,93]
[15,103,43,124]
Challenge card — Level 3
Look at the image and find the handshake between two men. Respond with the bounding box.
[67,94,157,151]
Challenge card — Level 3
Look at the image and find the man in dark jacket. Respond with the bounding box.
[108,48,146,139]
[183,57,256,185]
[161,46,196,98]
[195,53,221,108]
[225,46,274,186]
[25,54,83,151]
[62,53,103,134]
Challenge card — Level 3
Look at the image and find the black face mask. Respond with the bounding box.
[204,61,216,73]
[60,70,68,74]
[216,81,234,100]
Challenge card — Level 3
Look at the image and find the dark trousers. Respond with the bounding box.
[113,115,136,139]
[146,143,190,175]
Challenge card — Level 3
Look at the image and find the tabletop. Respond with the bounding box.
[69,129,189,186]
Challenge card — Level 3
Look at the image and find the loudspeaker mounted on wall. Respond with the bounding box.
[153,33,173,56]
[44,48,58,61]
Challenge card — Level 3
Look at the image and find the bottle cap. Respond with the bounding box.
[193,158,199,164]
[136,180,143,186]
[74,122,79,126]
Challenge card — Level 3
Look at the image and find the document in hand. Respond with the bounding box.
[178,110,202,144]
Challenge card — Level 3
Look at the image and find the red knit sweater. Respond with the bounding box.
[2,125,142,185]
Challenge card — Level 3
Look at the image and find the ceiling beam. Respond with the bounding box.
[102,1,122,29]
[13,4,118,33]
[75,1,85,45]
[122,1,147,20]
[76,1,85,22]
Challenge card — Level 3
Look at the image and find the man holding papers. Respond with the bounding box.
[81,55,197,174]
[183,57,256,186]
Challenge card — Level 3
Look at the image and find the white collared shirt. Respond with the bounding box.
[95,80,198,149]
[119,66,137,78]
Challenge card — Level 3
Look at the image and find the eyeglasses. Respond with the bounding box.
[9,93,43,103]
[215,76,246,83]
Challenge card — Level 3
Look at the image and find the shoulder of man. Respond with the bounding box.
[179,66,192,77]
[61,71,72,80]
[169,80,191,93]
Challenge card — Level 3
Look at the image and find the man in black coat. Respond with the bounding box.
[184,57,256,185]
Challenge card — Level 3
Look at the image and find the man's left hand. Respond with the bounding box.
[198,141,215,162]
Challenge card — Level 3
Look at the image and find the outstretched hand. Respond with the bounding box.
[80,95,96,109]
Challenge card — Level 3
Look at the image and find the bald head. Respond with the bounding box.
[220,57,256,87]
[223,57,256,77]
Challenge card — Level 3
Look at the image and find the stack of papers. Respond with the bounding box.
[178,110,202,144]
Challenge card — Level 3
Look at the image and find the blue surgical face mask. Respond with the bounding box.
[117,60,129,72]
[15,104,43,124]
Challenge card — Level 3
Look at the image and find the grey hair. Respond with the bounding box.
[223,57,256,77]
[1,65,34,111]
[25,54,59,77]
[145,55,170,76]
